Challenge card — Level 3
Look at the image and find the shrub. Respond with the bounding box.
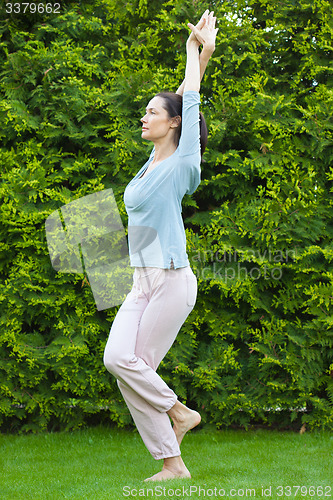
[0,0,332,432]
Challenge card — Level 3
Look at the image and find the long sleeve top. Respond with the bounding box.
[123,90,201,269]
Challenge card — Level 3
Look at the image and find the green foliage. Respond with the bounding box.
[0,0,332,432]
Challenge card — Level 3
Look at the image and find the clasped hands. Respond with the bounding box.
[187,9,218,55]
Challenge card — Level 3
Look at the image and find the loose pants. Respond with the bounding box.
[103,265,197,460]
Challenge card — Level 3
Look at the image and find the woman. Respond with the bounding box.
[104,10,218,482]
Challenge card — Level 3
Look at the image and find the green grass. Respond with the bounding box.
[0,426,332,499]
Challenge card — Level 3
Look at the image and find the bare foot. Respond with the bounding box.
[144,456,191,482]
[144,468,191,482]
[167,400,201,446]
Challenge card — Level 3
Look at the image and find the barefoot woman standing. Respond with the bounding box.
[103,10,218,481]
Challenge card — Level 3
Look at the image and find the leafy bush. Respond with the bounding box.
[0,0,332,432]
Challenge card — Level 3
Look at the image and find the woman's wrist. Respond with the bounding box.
[186,37,200,51]
[201,45,215,58]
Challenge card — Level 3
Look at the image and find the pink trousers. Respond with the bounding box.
[103,265,197,460]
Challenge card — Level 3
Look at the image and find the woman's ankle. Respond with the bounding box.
[163,455,187,474]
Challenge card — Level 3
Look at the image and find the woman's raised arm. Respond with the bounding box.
[183,33,201,93]
[177,10,218,95]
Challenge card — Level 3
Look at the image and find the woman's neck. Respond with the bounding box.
[152,139,177,165]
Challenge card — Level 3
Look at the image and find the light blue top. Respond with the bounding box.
[123,91,201,269]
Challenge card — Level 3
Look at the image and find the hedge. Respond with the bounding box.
[0,0,332,433]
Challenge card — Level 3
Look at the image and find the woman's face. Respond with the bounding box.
[140,96,179,142]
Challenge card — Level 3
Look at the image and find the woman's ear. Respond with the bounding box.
[170,116,181,128]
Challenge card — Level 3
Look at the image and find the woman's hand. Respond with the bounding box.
[176,10,218,95]
[187,10,218,55]
[186,9,208,48]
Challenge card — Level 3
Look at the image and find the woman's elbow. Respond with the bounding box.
[184,83,200,93]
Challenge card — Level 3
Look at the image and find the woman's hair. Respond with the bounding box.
[156,92,208,161]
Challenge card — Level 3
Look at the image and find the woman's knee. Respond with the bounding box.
[103,348,118,374]
[103,348,135,376]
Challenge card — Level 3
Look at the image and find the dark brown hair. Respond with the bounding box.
[156,92,208,161]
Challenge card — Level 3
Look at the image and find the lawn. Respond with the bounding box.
[0,425,332,499]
